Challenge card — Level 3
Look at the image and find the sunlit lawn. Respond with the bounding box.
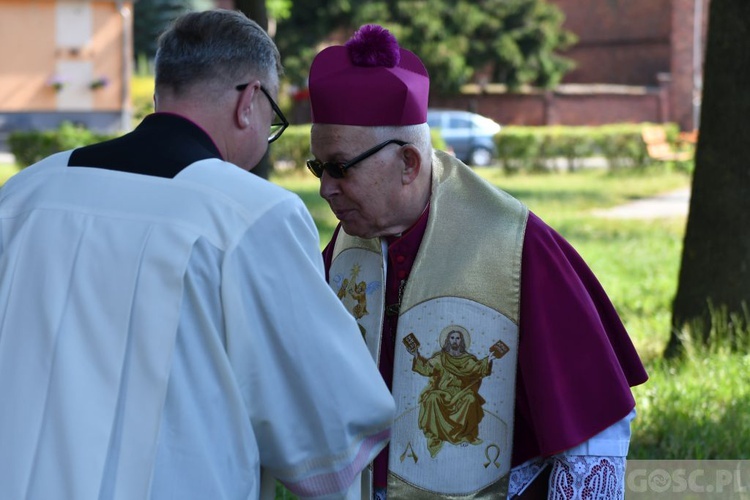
[273,165,690,360]
[3,159,747,463]
[0,164,19,185]
[274,164,750,461]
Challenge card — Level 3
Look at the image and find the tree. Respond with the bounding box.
[273,1,356,90]
[235,0,272,179]
[234,0,292,179]
[235,0,268,30]
[666,0,750,357]
[275,0,576,94]
[235,0,292,36]
[133,0,213,61]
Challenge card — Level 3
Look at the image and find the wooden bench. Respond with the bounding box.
[678,129,699,145]
[641,125,693,162]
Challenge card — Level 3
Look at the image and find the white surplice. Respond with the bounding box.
[0,152,395,499]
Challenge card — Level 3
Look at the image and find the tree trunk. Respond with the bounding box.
[666,0,750,357]
[235,0,273,180]
[234,0,268,31]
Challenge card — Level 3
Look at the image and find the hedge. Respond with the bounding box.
[8,122,118,167]
[269,125,448,170]
[9,122,448,172]
[10,121,686,173]
[494,122,690,173]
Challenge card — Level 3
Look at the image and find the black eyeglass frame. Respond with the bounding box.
[306,139,409,179]
[235,83,289,143]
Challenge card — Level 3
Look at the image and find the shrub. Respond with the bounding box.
[269,125,448,172]
[268,125,312,170]
[494,122,686,173]
[8,121,450,173]
[8,122,118,167]
[131,74,155,124]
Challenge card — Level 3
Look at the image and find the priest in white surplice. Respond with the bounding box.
[0,10,394,500]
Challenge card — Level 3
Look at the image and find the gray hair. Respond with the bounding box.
[373,123,433,158]
[154,9,281,96]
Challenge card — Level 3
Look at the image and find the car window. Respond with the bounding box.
[449,116,472,129]
[427,115,441,127]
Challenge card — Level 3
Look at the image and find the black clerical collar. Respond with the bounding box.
[68,113,223,178]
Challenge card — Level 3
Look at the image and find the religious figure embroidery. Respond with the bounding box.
[403,326,510,458]
[333,263,381,339]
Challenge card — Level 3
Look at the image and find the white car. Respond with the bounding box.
[427,109,502,167]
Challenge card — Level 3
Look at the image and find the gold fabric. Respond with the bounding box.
[328,151,528,499]
[404,150,528,321]
[387,472,509,499]
[331,150,529,321]
[413,351,492,457]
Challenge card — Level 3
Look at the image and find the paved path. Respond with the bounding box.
[592,187,691,219]
[0,149,692,219]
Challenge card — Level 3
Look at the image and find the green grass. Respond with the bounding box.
[0,164,19,185]
[271,169,341,246]
[3,159,746,462]
[475,166,691,221]
[274,167,690,361]
[274,165,750,461]
[631,352,750,459]
[471,166,690,360]
[273,167,690,360]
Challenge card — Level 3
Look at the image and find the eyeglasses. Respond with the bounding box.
[235,83,289,143]
[306,139,409,179]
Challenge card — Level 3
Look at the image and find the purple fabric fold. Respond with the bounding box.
[322,209,648,484]
[512,212,648,465]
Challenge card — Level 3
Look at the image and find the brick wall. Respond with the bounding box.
[562,45,671,86]
[431,0,710,130]
[430,87,664,127]
[253,0,711,130]
[550,0,672,85]
[549,0,709,130]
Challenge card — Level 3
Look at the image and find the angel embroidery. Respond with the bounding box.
[333,263,381,339]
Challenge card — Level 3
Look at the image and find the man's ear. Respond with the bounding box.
[401,145,422,185]
[235,81,259,129]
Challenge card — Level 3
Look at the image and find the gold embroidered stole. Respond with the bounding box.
[329,150,528,499]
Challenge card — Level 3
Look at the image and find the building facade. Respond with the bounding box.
[430,0,709,131]
[0,0,706,143]
[552,0,708,130]
[0,0,134,143]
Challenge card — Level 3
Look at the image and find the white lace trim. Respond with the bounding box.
[549,456,625,499]
[508,457,546,497]
[508,456,626,499]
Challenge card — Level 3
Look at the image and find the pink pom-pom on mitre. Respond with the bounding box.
[345,24,401,68]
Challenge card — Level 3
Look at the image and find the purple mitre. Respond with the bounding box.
[309,24,430,126]
[345,24,401,68]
